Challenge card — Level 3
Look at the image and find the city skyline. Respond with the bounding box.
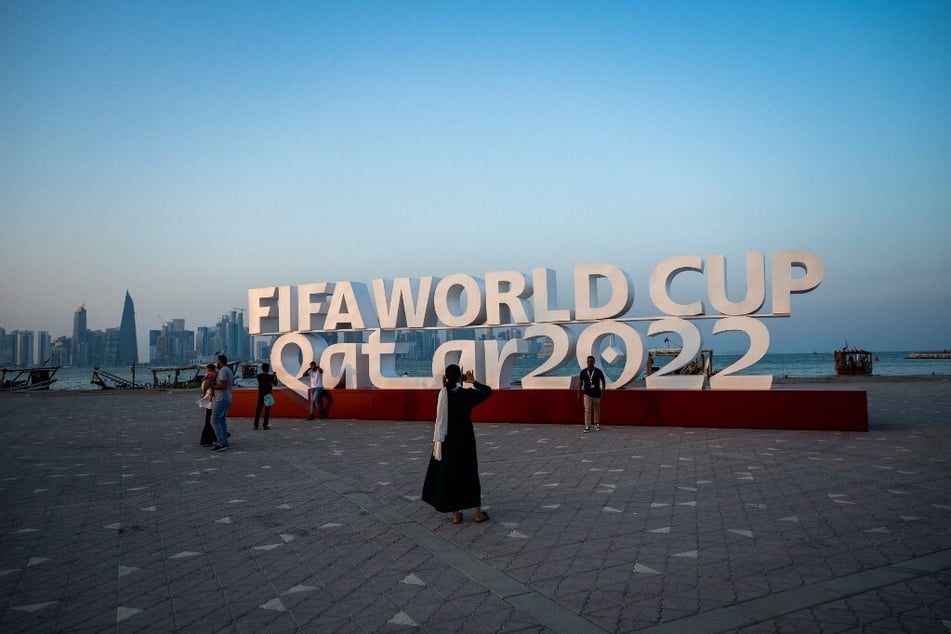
[2,3,949,354]
[0,292,250,366]
[1,266,946,368]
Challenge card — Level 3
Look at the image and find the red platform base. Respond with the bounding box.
[229,387,868,432]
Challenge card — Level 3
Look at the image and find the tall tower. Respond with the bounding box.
[37,331,50,365]
[118,291,139,364]
[71,304,88,367]
[15,330,35,366]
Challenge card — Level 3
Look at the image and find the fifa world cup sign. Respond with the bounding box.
[249,251,823,398]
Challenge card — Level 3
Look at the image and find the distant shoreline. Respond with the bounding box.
[905,352,951,359]
[4,373,950,399]
[772,374,951,384]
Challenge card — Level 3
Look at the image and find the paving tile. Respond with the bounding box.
[3,382,951,632]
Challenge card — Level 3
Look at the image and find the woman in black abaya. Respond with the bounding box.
[422,364,492,524]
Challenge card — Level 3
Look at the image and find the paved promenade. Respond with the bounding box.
[1,379,950,633]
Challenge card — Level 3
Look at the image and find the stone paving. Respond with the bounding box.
[1,379,950,633]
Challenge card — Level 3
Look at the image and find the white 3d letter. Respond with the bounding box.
[482,338,530,388]
[325,281,379,330]
[532,267,571,322]
[321,343,370,388]
[434,274,486,328]
[485,270,532,326]
[365,330,439,388]
[771,251,824,315]
[574,263,634,320]
[370,277,439,329]
[248,286,297,335]
[649,255,704,316]
[298,283,333,332]
[707,253,766,316]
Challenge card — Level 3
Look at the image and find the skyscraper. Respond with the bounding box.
[15,330,34,366]
[37,330,50,365]
[71,304,88,367]
[118,291,138,365]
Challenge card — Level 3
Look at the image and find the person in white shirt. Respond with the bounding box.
[211,354,234,450]
[300,361,327,420]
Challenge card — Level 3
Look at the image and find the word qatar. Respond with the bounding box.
[248,251,823,396]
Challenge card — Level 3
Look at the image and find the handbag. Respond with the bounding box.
[263,393,275,407]
[197,394,213,409]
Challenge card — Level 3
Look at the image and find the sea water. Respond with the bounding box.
[48,350,951,391]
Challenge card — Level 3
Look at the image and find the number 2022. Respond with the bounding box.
[515,316,771,391]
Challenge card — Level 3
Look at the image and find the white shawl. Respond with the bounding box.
[432,383,458,460]
[434,386,449,442]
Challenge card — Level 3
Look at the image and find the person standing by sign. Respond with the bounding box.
[301,361,327,420]
[254,362,277,430]
[211,354,234,451]
[578,355,606,432]
[422,364,492,524]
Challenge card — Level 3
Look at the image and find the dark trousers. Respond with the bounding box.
[254,394,271,428]
[200,408,216,445]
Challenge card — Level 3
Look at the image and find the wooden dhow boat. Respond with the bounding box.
[1,365,61,392]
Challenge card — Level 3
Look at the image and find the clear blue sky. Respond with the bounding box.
[2,1,949,358]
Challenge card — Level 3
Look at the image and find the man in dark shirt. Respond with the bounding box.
[254,363,277,430]
[578,355,606,433]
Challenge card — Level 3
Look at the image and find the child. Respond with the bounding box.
[199,364,218,446]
